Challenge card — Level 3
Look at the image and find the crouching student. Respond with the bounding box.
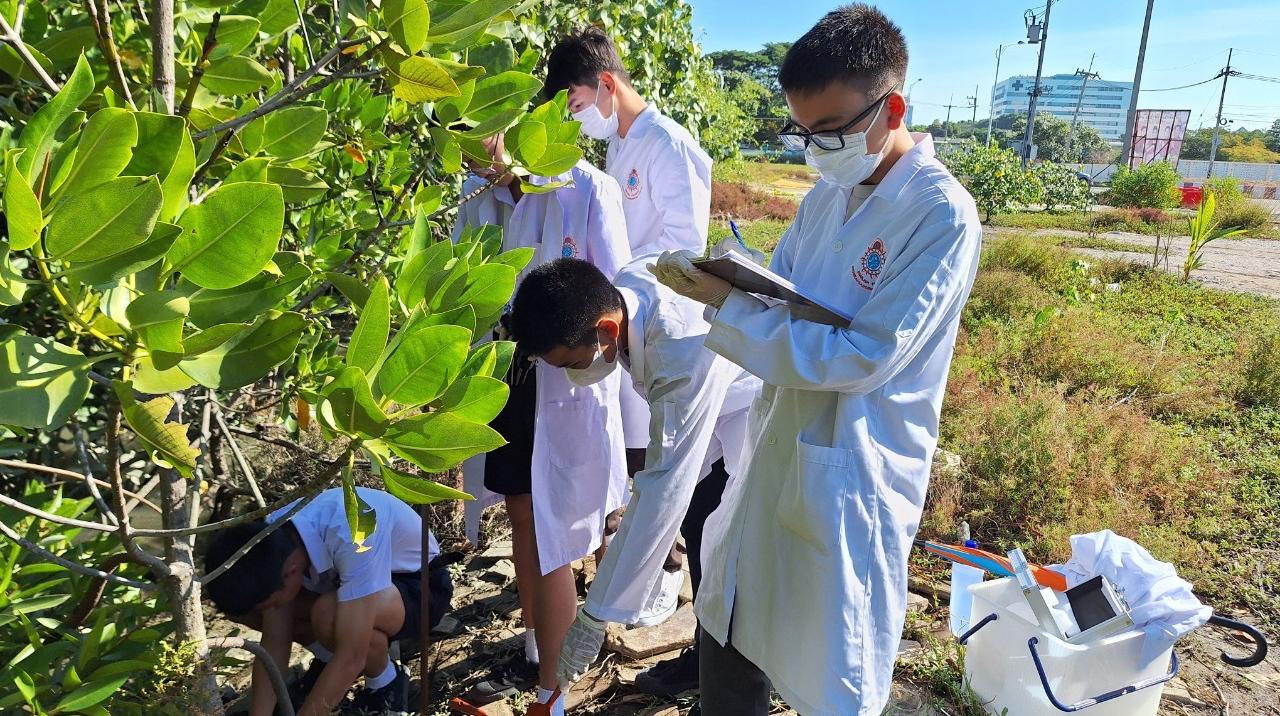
[651,6,983,714]
[508,257,762,710]
[203,487,452,716]
[451,133,633,715]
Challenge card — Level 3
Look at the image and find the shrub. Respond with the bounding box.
[942,142,1043,222]
[1133,207,1170,224]
[710,181,799,221]
[1105,161,1182,209]
[1217,200,1273,231]
[1239,332,1280,409]
[1202,177,1246,212]
[962,268,1056,328]
[712,158,754,184]
[1034,161,1093,213]
[980,234,1072,286]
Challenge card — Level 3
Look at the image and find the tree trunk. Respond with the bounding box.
[161,467,224,715]
[150,0,175,112]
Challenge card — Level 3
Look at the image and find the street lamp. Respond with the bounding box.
[987,41,1027,146]
[905,77,923,126]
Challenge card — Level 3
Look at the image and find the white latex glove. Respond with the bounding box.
[557,608,607,689]
[709,236,766,265]
[647,250,733,308]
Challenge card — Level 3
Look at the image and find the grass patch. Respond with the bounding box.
[711,181,798,222]
[929,232,1280,628]
[707,217,790,260]
[991,209,1280,240]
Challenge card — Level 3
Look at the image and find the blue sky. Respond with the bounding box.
[687,0,1280,131]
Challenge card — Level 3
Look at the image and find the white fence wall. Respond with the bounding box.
[1072,161,1280,199]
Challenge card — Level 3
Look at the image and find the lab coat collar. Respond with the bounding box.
[863,132,937,205]
[618,286,646,384]
[620,103,660,142]
[491,183,518,207]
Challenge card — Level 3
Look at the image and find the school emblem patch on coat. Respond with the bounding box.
[561,236,579,258]
[853,239,887,290]
[624,168,642,199]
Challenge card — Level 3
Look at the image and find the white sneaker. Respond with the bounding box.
[633,568,683,628]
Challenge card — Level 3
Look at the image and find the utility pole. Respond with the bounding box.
[944,93,954,138]
[1068,54,1100,161]
[988,41,1026,146]
[968,85,979,137]
[1119,0,1156,168]
[1207,47,1235,179]
[1021,0,1053,166]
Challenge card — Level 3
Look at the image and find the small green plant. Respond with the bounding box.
[1104,161,1181,209]
[943,142,1043,222]
[1202,177,1246,211]
[1183,193,1247,281]
[1239,332,1280,409]
[1033,161,1092,213]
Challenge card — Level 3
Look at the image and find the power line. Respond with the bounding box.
[1148,50,1227,73]
[1237,73,1280,84]
[1140,71,1227,92]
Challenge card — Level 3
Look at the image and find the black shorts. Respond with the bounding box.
[390,565,453,642]
[483,362,537,496]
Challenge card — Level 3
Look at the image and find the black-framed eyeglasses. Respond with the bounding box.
[778,90,892,151]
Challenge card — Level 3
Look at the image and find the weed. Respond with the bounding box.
[711,181,799,221]
[894,631,993,716]
[1239,331,1280,409]
[1217,200,1274,231]
[707,218,790,259]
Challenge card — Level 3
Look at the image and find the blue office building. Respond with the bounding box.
[992,74,1133,143]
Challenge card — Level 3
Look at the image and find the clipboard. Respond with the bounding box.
[693,253,853,326]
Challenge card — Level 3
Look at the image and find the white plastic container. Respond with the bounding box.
[949,562,985,637]
[962,578,1175,716]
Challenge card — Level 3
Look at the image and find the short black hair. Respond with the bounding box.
[203,521,294,616]
[510,258,622,356]
[779,3,908,98]
[544,27,631,101]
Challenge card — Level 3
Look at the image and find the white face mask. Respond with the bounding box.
[804,101,889,189]
[565,342,618,386]
[573,82,619,140]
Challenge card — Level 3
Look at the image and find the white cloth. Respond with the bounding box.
[584,258,761,623]
[455,162,632,573]
[696,134,983,716]
[1053,530,1212,665]
[268,488,439,603]
[606,105,712,260]
[606,104,712,449]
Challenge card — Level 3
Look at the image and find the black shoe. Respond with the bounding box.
[462,657,538,705]
[287,658,326,709]
[345,664,410,715]
[633,647,699,697]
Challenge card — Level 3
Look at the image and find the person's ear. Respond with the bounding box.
[885,93,907,130]
[598,71,615,96]
[596,316,621,342]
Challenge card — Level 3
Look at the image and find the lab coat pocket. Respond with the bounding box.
[777,438,863,554]
[542,400,610,472]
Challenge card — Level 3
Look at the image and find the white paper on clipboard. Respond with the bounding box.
[693,253,852,326]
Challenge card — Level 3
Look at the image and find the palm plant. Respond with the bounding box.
[1182,193,1247,281]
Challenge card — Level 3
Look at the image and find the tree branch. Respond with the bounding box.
[198,484,319,584]
[189,125,238,186]
[0,12,60,93]
[211,403,266,508]
[0,491,116,532]
[290,0,315,67]
[0,459,161,513]
[0,520,155,591]
[86,0,137,108]
[206,637,296,716]
[177,11,220,119]
[74,424,120,525]
[107,402,171,575]
[149,0,175,113]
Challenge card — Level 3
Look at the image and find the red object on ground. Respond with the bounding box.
[1180,185,1203,208]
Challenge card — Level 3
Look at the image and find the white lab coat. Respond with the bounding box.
[606,104,713,448]
[456,162,632,574]
[583,259,761,623]
[696,135,982,716]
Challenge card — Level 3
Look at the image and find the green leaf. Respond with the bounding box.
[507,119,547,166]
[347,276,390,374]
[182,259,309,327]
[266,165,329,203]
[32,26,95,70]
[384,0,430,54]
[126,290,190,369]
[342,470,376,551]
[258,0,298,35]
[179,311,305,389]
[427,0,518,43]
[323,271,372,310]
[44,176,163,262]
[261,105,327,160]
[490,246,534,272]
[460,107,524,140]
[319,366,390,439]
[467,71,541,120]
[203,16,261,60]
[124,112,185,177]
[132,355,198,394]
[3,151,42,251]
[438,375,508,423]
[113,382,199,477]
[52,675,130,713]
[172,182,284,289]
[375,324,470,406]
[181,322,250,357]
[56,108,137,200]
[202,56,272,95]
[525,143,581,177]
[383,412,505,472]
[16,54,93,179]
[398,239,454,305]
[0,42,54,86]
[161,127,196,222]
[65,222,182,286]
[454,262,516,318]
[384,54,460,103]
[469,39,516,74]
[0,246,28,307]
[378,462,472,504]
